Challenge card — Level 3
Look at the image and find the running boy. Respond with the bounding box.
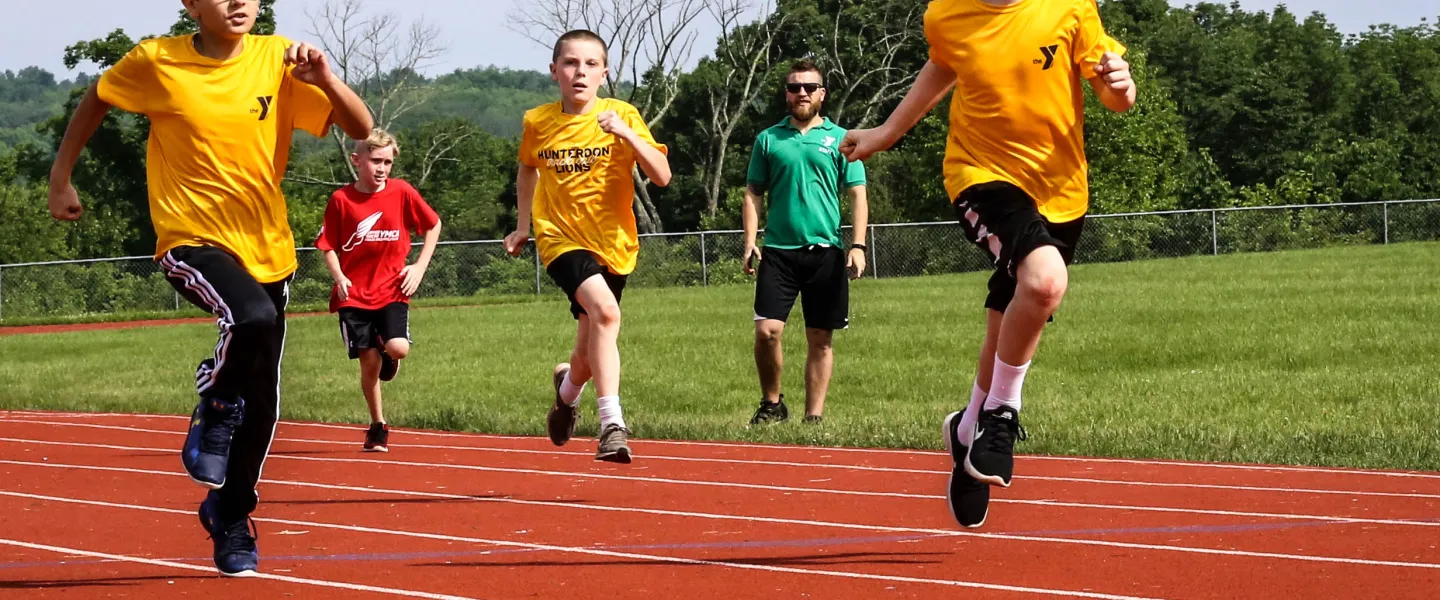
[47,0,372,575]
[504,29,671,463]
[316,129,442,453]
[840,0,1136,528]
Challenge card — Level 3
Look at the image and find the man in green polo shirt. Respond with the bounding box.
[741,59,869,425]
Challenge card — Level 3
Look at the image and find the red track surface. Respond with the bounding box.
[1,410,1437,599]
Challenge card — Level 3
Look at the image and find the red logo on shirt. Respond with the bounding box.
[342,211,402,251]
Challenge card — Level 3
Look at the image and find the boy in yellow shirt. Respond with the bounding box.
[47,0,371,576]
[842,0,1136,528]
[505,29,671,463]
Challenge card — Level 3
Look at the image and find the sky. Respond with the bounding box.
[3,1,1436,81]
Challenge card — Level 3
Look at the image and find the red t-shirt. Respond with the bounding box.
[315,179,440,312]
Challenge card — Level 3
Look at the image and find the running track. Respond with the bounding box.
[0,410,1436,599]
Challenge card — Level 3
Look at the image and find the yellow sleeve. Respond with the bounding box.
[922,9,949,71]
[1074,0,1126,78]
[621,104,667,155]
[285,74,334,137]
[518,112,542,168]
[97,44,159,115]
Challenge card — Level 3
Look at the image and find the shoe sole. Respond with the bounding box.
[188,474,224,490]
[183,402,231,490]
[550,364,576,446]
[221,569,258,578]
[943,411,989,528]
[596,446,632,464]
[362,446,389,453]
[963,445,1012,488]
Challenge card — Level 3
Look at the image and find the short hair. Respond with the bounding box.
[552,29,609,66]
[353,129,399,156]
[787,59,824,85]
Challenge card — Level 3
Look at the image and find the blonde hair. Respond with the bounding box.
[353,129,399,156]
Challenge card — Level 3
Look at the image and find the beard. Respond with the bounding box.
[788,98,822,121]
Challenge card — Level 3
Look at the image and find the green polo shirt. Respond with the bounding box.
[746,117,867,249]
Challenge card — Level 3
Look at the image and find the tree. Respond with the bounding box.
[693,0,789,217]
[297,0,448,186]
[775,0,927,129]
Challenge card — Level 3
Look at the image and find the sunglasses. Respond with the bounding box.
[785,82,823,94]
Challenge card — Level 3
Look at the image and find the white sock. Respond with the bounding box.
[957,382,987,444]
[983,358,1030,411]
[597,395,626,430]
[559,372,586,406]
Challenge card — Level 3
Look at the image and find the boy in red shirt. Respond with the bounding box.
[316,129,442,452]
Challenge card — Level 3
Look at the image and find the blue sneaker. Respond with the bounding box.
[198,492,259,577]
[181,396,244,490]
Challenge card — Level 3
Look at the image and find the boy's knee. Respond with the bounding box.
[1017,250,1068,310]
[589,302,622,328]
[385,339,410,360]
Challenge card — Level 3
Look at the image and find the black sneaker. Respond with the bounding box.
[595,424,632,463]
[943,410,989,528]
[379,351,400,382]
[181,396,245,490]
[964,406,1027,487]
[802,414,823,425]
[363,423,390,452]
[748,396,789,425]
[198,492,259,577]
[547,363,579,446]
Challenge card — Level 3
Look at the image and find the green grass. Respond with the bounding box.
[2,243,1438,470]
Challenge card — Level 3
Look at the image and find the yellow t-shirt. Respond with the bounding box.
[98,34,333,283]
[925,0,1125,223]
[518,98,667,275]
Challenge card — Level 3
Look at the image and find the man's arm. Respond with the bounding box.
[47,83,111,220]
[742,184,764,274]
[839,60,956,162]
[846,185,869,279]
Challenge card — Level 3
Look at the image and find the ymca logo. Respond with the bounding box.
[254,95,274,120]
[818,135,837,155]
[342,211,402,251]
[1035,45,1059,70]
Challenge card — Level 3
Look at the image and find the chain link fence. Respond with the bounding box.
[2,199,1437,321]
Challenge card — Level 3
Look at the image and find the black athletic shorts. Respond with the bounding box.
[753,245,849,331]
[337,302,411,359]
[546,250,628,320]
[953,181,1085,314]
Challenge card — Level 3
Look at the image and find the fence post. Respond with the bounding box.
[1211,210,1219,256]
[1383,202,1390,244]
[700,231,708,287]
[175,291,180,311]
[533,244,542,295]
[869,225,879,278]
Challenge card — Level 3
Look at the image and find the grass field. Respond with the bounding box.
[2,243,1438,471]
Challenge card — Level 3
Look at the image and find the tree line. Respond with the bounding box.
[2,0,1438,267]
